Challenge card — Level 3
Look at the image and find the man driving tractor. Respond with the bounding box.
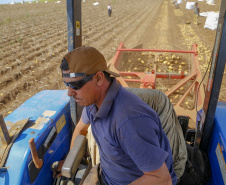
[60,46,177,185]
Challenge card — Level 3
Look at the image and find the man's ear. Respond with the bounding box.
[96,72,104,87]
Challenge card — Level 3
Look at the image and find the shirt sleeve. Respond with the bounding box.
[118,116,169,172]
[81,107,90,124]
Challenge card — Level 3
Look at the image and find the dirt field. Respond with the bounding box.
[0,0,224,122]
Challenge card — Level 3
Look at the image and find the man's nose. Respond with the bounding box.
[67,86,76,97]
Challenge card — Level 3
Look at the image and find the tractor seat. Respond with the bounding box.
[126,88,187,179]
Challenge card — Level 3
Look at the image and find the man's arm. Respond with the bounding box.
[129,163,172,185]
[70,118,90,149]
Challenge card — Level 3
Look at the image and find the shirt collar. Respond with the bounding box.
[89,78,120,118]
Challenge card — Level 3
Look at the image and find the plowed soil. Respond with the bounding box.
[0,0,225,125]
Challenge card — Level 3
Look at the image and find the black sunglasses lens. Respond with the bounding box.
[64,82,79,90]
[70,80,85,89]
[64,74,94,90]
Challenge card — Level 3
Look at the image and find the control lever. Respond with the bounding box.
[29,138,43,169]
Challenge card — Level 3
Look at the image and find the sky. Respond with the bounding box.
[0,0,36,4]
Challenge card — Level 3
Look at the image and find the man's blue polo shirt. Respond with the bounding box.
[82,79,177,185]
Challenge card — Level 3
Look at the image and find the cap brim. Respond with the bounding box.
[105,70,120,77]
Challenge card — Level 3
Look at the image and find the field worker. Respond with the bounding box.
[60,46,177,185]
[194,2,200,25]
[175,2,179,9]
[107,4,112,17]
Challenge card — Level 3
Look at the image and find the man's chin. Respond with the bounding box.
[77,102,91,107]
[76,101,86,107]
[74,98,91,107]
[76,101,83,106]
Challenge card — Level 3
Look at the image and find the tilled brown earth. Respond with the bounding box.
[0,0,162,117]
[0,0,224,127]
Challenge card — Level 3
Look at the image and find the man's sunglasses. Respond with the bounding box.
[64,74,95,90]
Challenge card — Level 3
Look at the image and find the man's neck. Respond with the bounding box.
[96,79,112,109]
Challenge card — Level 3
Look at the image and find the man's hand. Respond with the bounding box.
[51,160,65,178]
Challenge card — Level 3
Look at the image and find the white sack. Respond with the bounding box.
[200,11,217,17]
[207,0,215,5]
[93,2,99,6]
[204,12,219,30]
[177,0,183,4]
[186,2,196,9]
